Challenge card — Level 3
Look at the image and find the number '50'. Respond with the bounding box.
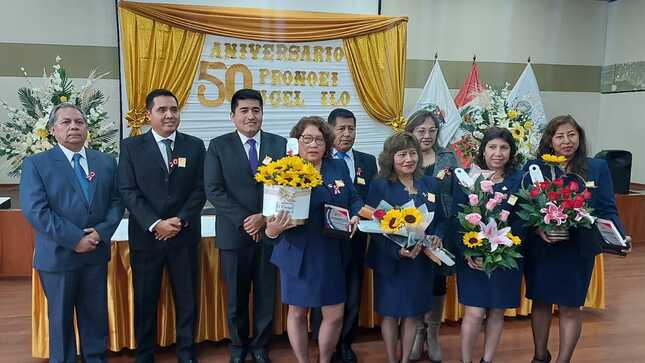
[197,61,252,107]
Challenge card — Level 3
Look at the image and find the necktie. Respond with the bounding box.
[72,153,90,202]
[161,139,173,171]
[335,151,348,160]
[247,139,259,174]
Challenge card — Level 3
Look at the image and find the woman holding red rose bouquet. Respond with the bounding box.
[522,115,632,363]
[452,127,526,363]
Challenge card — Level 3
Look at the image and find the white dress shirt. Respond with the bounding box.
[151,129,176,168]
[237,130,261,161]
[333,148,356,181]
[58,144,88,176]
[149,130,177,231]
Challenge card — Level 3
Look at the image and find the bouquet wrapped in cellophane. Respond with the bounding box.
[454,166,523,276]
[358,200,455,266]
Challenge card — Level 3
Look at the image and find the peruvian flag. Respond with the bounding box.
[409,60,461,148]
[454,62,484,109]
[451,62,485,166]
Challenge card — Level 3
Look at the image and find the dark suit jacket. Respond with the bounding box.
[204,130,286,250]
[118,131,206,250]
[20,145,123,271]
[351,149,378,200]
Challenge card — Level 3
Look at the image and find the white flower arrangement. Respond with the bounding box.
[454,84,542,167]
[0,57,118,176]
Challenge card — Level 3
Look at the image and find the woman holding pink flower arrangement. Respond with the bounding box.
[451,127,525,363]
[522,115,631,363]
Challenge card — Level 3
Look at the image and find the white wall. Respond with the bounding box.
[599,0,645,183]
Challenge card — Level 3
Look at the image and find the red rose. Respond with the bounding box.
[573,196,585,209]
[373,209,386,220]
[530,187,540,198]
[538,181,550,190]
[548,191,560,201]
[562,199,574,209]
[568,181,579,192]
[582,189,592,200]
[553,178,565,187]
[560,187,571,198]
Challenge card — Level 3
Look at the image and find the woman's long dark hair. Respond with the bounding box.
[537,115,588,177]
[476,127,518,174]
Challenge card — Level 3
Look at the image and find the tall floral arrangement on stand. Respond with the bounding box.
[455,84,542,167]
[0,57,118,176]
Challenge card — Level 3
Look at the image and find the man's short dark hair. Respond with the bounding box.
[327,108,356,126]
[231,89,263,113]
[145,89,178,111]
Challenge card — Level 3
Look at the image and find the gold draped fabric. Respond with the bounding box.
[118,1,408,132]
[120,8,205,136]
[343,23,407,131]
[119,1,407,42]
[31,238,605,358]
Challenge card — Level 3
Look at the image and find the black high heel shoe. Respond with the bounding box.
[531,350,551,363]
[480,359,491,363]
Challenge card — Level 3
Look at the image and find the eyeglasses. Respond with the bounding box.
[413,128,438,136]
[300,135,325,145]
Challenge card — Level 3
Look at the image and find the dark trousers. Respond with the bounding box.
[131,243,199,363]
[220,242,276,353]
[311,233,367,346]
[39,263,108,363]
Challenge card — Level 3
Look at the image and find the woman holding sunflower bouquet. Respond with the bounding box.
[365,132,447,363]
[266,116,364,363]
[522,115,631,363]
[452,127,526,363]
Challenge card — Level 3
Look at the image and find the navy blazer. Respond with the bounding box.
[20,145,123,272]
[351,149,378,199]
[522,158,626,256]
[270,158,364,278]
[365,176,447,276]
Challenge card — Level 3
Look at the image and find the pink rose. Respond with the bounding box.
[465,213,482,225]
[485,199,498,211]
[494,192,506,203]
[499,209,510,222]
[480,180,494,193]
[468,194,479,206]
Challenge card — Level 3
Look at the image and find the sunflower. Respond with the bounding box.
[380,209,403,233]
[541,153,567,165]
[507,110,518,120]
[400,207,422,226]
[507,232,522,246]
[34,128,49,139]
[463,231,483,248]
[523,120,534,130]
[510,125,526,141]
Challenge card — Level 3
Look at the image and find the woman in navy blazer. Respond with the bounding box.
[406,108,460,362]
[523,115,631,363]
[365,132,446,363]
[452,127,526,363]
[268,116,363,363]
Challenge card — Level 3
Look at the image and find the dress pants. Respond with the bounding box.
[131,242,199,363]
[39,263,108,363]
[220,242,276,353]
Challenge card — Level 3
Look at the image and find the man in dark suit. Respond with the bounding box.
[204,89,286,363]
[311,108,377,362]
[20,103,123,363]
[118,89,206,363]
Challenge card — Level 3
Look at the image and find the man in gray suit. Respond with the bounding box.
[204,89,286,363]
[20,103,123,363]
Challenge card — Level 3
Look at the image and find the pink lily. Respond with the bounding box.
[477,217,513,252]
[540,202,568,225]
